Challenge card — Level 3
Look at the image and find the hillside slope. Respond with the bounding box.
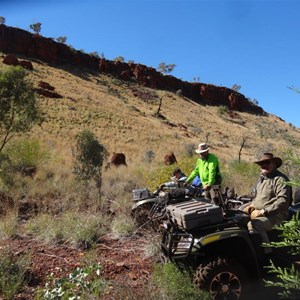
[0,27,300,300]
[1,53,299,168]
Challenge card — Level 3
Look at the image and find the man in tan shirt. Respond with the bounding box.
[243,153,292,253]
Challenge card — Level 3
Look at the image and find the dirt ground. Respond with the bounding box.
[0,232,156,299]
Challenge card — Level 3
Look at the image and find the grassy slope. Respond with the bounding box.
[1,54,300,169]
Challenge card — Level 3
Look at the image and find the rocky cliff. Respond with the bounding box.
[0,24,265,115]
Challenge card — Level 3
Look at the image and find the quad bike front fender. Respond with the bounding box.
[131,198,160,211]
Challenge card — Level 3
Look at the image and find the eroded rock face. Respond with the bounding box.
[0,24,266,115]
[98,59,265,114]
[0,24,99,67]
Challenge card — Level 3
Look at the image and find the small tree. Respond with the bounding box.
[113,56,125,62]
[144,149,155,164]
[0,66,41,153]
[238,136,247,162]
[231,84,241,92]
[29,22,42,34]
[72,130,107,202]
[89,51,99,58]
[157,62,176,74]
[55,36,67,44]
[0,16,5,25]
[248,98,259,105]
[156,96,163,116]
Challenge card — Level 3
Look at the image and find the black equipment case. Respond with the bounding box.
[166,200,224,230]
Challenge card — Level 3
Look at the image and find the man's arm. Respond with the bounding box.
[186,162,199,183]
[206,156,218,186]
[266,176,291,214]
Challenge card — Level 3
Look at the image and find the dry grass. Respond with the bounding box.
[2,54,300,172]
[0,211,19,239]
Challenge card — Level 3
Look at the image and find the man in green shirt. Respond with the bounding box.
[243,153,292,253]
[185,143,222,204]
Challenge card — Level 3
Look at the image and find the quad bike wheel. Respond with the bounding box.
[194,257,248,300]
[131,203,154,228]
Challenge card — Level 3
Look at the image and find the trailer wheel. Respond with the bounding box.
[194,257,248,300]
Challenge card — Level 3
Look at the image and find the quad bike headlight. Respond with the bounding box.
[177,236,193,249]
[162,222,170,230]
[159,191,167,197]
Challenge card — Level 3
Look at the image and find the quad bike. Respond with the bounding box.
[131,177,204,228]
[160,186,300,300]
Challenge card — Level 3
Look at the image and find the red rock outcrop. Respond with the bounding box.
[34,88,63,99]
[3,53,19,65]
[0,24,265,115]
[164,152,177,165]
[2,54,33,70]
[19,60,33,70]
[110,153,127,167]
[38,81,55,91]
[0,24,99,67]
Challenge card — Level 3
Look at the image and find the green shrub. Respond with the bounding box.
[37,264,108,300]
[222,160,260,195]
[70,213,109,249]
[151,263,210,299]
[0,153,14,189]
[0,66,42,153]
[142,233,162,259]
[111,214,136,237]
[184,143,196,157]
[0,247,30,300]
[144,149,155,163]
[72,130,107,201]
[25,212,109,248]
[5,138,50,171]
[0,211,19,239]
[145,164,177,191]
[25,214,65,244]
[143,154,198,191]
[264,213,300,299]
[217,105,229,116]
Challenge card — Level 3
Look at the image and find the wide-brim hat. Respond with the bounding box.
[195,143,209,154]
[254,153,282,168]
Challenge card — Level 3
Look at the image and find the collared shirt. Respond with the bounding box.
[252,170,292,219]
[187,153,221,186]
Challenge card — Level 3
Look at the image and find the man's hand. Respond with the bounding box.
[250,209,265,219]
[203,184,211,191]
[243,204,255,215]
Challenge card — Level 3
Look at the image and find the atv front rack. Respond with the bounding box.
[161,228,194,260]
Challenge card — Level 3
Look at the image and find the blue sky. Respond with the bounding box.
[2,0,300,127]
